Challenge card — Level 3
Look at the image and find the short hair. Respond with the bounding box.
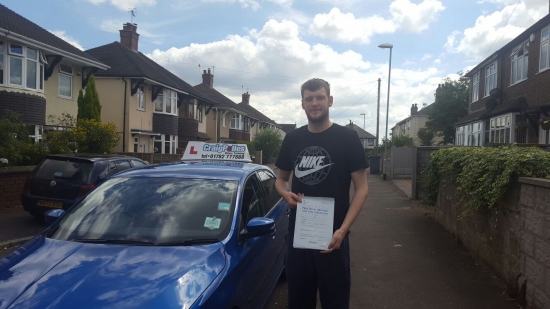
[301,78,330,98]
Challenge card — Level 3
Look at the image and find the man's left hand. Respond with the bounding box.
[320,228,347,254]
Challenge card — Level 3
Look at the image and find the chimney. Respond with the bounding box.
[119,23,139,51]
[242,92,250,105]
[411,103,418,115]
[202,68,214,88]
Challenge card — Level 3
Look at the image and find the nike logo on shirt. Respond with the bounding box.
[294,163,334,178]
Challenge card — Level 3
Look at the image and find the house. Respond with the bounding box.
[85,23,216,154]
[194,69,256,142]
[455,13,550,146]
[391,103,441,146]
[345,121,376,149]
[279,123,296,134]
[237,92,285,141]
[0,4,109,142]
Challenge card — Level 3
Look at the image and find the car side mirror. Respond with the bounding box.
[241,217,275,240]
[45,209,65,226]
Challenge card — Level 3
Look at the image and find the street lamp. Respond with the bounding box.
[378,43,393,159]
[360,113,365,130]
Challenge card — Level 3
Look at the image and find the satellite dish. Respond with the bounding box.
[486,98,499,110]
[489,88,502,99]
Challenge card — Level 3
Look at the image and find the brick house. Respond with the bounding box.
[237,92,285,141]
[0,4,109,142]
[194,69,256,142]
[345,121,376,149]
[85,23,216,154]
[455,13,550,146]
[391,103,443,146]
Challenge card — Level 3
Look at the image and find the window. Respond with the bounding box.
[0,41,3,84]
[115,160,132,172]
[257,170,280,212]
[153,134,177,154]
[484,62,497,97]
[240,176,266,232]
[231,114,241,130]
[197,105,203,122]
[455,126,465,146]
[541,27,550,72]
[131,160,147,168]
[134,137,139,152]
[137,85,145,110]
[59,64,72,98]
[471,72,480,102]
[511,41,529,85]
[466,122,482,146]
[187,102,195,119]
[9,44,23,86]
[154,89,178,115]
[367,139,375,146]
[489,114,511,144]
[223,116,227,127]
[28,124,43,143]
[243,117,250,132]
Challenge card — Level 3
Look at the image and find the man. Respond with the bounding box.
[275,78,369,309]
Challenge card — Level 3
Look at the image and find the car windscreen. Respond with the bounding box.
[35,159,93,183]
[50,177,238,244]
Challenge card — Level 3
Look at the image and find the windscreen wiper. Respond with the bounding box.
[73,238,155,246]
[156,238,220,246]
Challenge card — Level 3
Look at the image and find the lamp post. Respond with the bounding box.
[378,43,393,159]
[360,113,365,130]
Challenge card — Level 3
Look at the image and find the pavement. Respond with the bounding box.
[0,206,45,244]
[265,171,519,309]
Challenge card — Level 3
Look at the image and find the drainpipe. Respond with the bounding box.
[122,78,127,152]
[215,108,219,143]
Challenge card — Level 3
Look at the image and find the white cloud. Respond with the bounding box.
[49,30,85,50]
[88,0,156,11]
[201,0,260,10]
[309,0,444,44]
[147,19,445,134]
[445,0,548,59]
[421,54,433,61]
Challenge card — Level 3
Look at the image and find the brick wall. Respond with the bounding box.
[0,167,34,208]
[432,176,550,308]
[241,131,250,142]
[229,129,242,141]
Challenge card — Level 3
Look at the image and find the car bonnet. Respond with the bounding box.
[0,237,226,309]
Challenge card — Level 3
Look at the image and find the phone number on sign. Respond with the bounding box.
[201,154,245,159]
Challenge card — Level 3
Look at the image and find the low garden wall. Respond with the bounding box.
[0,166,34,208]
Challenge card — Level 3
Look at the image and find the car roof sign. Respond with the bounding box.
[181,141,253,163]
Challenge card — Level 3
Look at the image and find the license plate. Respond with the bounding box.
[38,201,63,209]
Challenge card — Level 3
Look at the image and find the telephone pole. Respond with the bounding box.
[376,78,381,155]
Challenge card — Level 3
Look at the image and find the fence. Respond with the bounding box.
[389,147,414,179]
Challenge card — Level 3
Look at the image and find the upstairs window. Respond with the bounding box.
[231,114,241,130]
[484,62,497,97]
[58,64,73,98]
[154,89,178,115]
[471,72,479,102]
[137,85,145,110]
[196,105,203,122]
[540,27,550,72]
[510,41,529,85]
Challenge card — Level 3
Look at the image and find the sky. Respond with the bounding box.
[3,0,549,139]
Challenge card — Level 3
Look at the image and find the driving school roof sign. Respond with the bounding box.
[182,141,252,163]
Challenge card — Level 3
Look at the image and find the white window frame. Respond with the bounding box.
[455,126,465,146]
[510,41,529,85]
[153,89,178,115]
[466,122,482,146]
[540,26,550,72]
[29,125,43,143]
[484,61,497,97]
[489,114,512,144]
[58,64,73,99]
[137,85,145,111]
[134,137,139,152]
[0,41,4,85]
[153,134,177,154]
[223,116,227,127]
[5,43,43,91]
[231,113,241,130]
[196,104,203,122]
[471,72,480,102]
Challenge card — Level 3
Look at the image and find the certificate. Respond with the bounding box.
[293,197,334,250]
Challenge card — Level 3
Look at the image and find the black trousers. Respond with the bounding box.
[286,231,351,309]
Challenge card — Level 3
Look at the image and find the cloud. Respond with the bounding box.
[445,0,547,59]
[421,54,433,61]
[146,19,446,135]
[265,0,293,8]
[49,30,85,50]
[88,0,156,11]
[201,0,260,10]
[309,0,444,44]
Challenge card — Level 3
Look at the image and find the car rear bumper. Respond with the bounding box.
[21,194,78,215]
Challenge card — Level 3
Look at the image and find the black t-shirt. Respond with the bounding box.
[276,123,368,232]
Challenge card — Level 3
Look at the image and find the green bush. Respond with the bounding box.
[422,145,550,215]
[18,142,48,166]
[253,130,282,164]
[0,110,33,166]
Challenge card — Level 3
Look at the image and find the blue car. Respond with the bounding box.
[0,144,289,309]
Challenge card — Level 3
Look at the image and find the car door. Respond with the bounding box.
[257,169,288,287]
[234,174,275,309]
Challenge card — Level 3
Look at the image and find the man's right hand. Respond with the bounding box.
[284,192,303,208]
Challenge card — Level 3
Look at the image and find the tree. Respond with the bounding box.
[417,127,435,146]
[0,110,32,165]
[426,72,469,145]
[379,134,414,158]
[253,129,282,164]
[78,74,101,121]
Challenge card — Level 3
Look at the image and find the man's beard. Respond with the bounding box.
[306,110,329,124]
